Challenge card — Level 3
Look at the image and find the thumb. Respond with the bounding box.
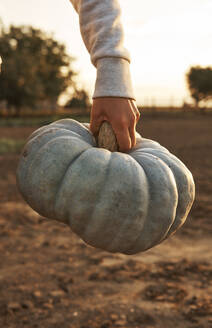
[90,115,104,137]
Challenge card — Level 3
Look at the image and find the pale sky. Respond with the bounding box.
[0,0,212,106]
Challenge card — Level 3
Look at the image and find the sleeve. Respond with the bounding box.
[69,0,135,100]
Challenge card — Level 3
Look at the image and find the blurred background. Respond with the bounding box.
[0,0,212,116]
[0,1,212,328]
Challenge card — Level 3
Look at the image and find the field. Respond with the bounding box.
[0,113,212,328]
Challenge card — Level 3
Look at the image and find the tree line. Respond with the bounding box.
[0,23,90,116]
[0,22,212,116]
[186,66,212,108]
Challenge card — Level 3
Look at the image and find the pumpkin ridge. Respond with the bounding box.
[131,137,169,153]
[90,153,149,253]
[22,136,90,219]
[25,128,79,165]
[28,126,60,142]
[78,150,113,245]
[17,127,63,185]
[110,156,150,254]
[26,135,90,184]
[95,152,129,252]
[52,120,96,146]
[139,149,195,238]
[17,130,58,203]
[54,148,90,222]
[159,152,195,238]
[59,149,113,241]
[126,152,178,254]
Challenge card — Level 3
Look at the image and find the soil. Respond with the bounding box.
[0,113,212,328]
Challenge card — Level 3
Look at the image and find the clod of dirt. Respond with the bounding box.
[143,283,187,303]
[7,302,21,311]
[183,296,212,321]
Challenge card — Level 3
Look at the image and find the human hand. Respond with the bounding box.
[90,97,140,152]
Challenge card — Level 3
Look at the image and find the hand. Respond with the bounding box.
[90,97,140,152]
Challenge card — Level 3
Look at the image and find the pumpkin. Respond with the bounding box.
[16,119,195,254]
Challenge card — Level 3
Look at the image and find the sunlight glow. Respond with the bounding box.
[1,0,212,106]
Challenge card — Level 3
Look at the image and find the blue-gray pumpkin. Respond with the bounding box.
[16,119,195,254]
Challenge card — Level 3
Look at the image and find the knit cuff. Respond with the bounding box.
[93,57,135,100]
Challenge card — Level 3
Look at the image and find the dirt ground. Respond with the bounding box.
[0,113,212,328]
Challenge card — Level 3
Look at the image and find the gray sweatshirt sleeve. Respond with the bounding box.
[69,0,135,100]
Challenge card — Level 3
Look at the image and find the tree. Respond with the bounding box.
[0,24,76,115]
[65,88,91,110]
[186,66,212,108]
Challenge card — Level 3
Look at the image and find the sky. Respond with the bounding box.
[0,0,212,106]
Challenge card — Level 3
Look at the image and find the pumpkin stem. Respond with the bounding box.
[97,121,119,152]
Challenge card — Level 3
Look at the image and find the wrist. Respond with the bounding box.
[93,57,136,100]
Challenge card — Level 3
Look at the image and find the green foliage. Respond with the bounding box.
[186,66,212,107]
[0,138,25,154]
[0,24,76,115]
[65,88,91,109]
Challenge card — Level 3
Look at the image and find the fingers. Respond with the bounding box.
[112,114,135,152]
[90,97,141,152]
[128,101,138,148]
[113,125,131,152]
[129,123,136,149]
[90,117,101,137]
[90,109,104,137]
[131,100,141,123]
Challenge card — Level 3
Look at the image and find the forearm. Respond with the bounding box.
[69,0,135,100]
